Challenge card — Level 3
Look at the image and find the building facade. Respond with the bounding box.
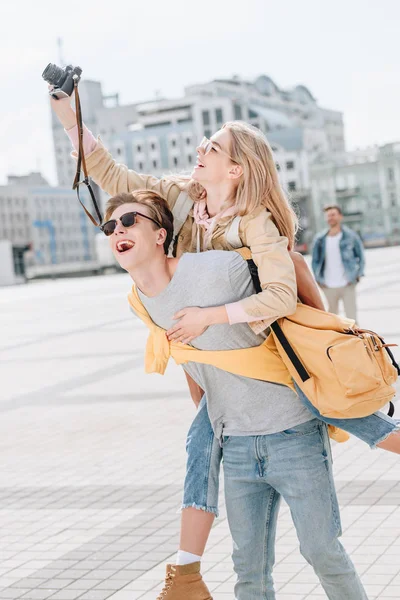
[49,72,400,250]
[310,143,400,245]
[0,175,97,277]
[50,74,341,210]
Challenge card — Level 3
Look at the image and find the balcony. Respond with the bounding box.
[335,186,360,198]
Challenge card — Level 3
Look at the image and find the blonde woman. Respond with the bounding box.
[50,96,399,600]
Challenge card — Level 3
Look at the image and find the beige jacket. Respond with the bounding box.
[80,140,297,333]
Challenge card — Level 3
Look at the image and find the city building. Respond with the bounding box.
[0,174,97,278]
[49,72,400,249]
[50,75,343,225]
[108,74,343,180]
[310,143,400,245]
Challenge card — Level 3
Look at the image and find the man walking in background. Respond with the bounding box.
[312,205,365,322]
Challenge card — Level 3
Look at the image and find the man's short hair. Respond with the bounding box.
[105,190,174,254]
[323,204,343,215]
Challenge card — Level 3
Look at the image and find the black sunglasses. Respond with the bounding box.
[100,211,162,237]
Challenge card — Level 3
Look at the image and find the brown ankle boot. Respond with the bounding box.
[156,562,213,599]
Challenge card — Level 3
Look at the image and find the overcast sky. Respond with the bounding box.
[1,0,399,185]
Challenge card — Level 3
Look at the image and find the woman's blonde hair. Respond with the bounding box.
[167,121,298,250]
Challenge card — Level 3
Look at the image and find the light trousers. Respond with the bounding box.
[323,283,358,321]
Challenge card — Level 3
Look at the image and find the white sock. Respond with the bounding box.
[175,550,202,566]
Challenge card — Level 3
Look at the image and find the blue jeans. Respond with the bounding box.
[295,382,399,448]
[222,420,368,599]
[182,393,399,517]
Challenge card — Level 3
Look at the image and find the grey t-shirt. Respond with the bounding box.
[137,251,312,439]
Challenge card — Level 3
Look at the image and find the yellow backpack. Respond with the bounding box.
[246,257,399,419]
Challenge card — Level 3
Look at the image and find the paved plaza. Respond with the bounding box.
[0,246,399,600]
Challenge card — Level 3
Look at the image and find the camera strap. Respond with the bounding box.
[72,82,103,227]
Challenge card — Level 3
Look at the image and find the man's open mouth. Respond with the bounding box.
[116,240,135,253]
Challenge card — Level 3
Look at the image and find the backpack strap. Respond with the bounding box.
[169,191,194,256]
[246,255,396,416]
[225,215,242,248]
[245,257,311,383]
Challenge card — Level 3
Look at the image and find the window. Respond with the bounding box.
[286,161,295,170]
[204,129,212,139]
[173,157,179,167]
[388,167,394,182]
[288,181,297,191]
[152,160,158,169]
[151,143,156,150]
[116,148,122,156]
[171,139,176,147]
[137,144,142,152]
[215,108,223,124]
[248,109,258,119]
[187,155,192,164]
[276,163,281,171]
[186,137,191,145]
[138,162,143,171]
[391,193,397,207]
[202,110,210,126]
[234,104,242,120]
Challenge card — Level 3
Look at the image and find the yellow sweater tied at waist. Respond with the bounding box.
[128,284,293,387]
[127,279,349,445]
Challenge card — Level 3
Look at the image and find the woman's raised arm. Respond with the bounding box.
[49,91,181,205]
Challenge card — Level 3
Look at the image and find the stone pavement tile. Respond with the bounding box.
[106,570,144,581]
[273,596,306,600]
[27,569,65,580]
[123,579,161,591]
[19,591,57,600]
[41,578,75,589]
[92,580,131,591]
[82,571,118,580]
[210,580,235,593]
[67,562,104,571]
[50,591,89,600]
[107,593,144,600]
[366,563,400,576]
[362,583,387,597]
[378,587,400,597]
[279,582,318,595]
[64,580,99,591]
[289,570,319,585]
[4,571,39,582]
[1,589,31,599]
[9,578,48,589]
[58,570,92,579]
[357,572,393,585]
[202,571,231,584]
[74,593,113,600]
